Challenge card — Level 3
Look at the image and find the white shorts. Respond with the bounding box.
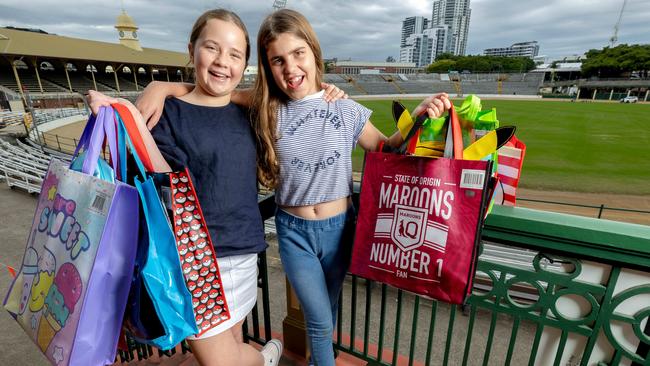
[187,253,259,340]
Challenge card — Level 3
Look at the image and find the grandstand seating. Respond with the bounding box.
[322,72,545,96]
[3,72,68,93]
[2,66,547,98]
[0,138,57,193]
[0,71,21,93]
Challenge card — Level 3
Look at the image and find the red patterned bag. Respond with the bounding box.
[493,134,526,206]
[166,169,230,336]
[350,106,492,304]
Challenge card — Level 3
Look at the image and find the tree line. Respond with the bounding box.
[426,53,536,73]
[424,44,649,78]
[581,44,650,78]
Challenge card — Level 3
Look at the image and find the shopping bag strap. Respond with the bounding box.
[380,112,428,154]
[448,104,464,159]
[112,103,154,172]
[383,104,463,160]
[72,113,95,158]
[79,106,119,175]
[115,111,148,181]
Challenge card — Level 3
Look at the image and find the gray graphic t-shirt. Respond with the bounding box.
[275,91,371,206]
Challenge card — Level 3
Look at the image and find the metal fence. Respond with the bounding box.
[113,197,650,365]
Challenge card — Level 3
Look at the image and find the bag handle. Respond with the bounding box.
[78,106,119,175]
[382,104,463,160]
[115,110,148,181]
[380,112,428,154]
[72,113,95,158]
[446,104,464,159]
[111,103,154,172]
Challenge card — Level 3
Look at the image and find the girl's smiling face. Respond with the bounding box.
[266,32,319,100]
[190,18,247,103]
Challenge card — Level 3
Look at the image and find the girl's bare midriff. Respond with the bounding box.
[280,196,351,220]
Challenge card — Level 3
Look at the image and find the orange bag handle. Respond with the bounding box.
[449,104,464,159]
[111,103,155,172]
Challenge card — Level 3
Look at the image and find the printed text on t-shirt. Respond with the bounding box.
[287,109,341,135]
[290,150,341,174]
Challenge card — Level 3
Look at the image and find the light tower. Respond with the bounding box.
[272,0,287,10]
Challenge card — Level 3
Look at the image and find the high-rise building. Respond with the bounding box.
[401,16,429,48]
[431,0,471,55]
[400,25,448,67]
[484,41,540,58]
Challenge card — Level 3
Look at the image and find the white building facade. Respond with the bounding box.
[431,0,471,56]
[484,41,540,58]
[400,17,449,67]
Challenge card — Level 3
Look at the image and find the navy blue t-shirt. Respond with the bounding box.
[151,97,267,257]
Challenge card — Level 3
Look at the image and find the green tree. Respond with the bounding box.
[426,55,535,73]
[581,44,650,77]
[435,52,457,61]
[426,59,457,73]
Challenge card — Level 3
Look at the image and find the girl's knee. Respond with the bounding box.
[306,320,333,340]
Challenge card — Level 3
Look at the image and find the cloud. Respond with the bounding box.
[1,0,648,64]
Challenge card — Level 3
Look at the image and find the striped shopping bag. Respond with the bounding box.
[493,135,526,206]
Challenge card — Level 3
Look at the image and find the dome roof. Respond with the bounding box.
[115,10,138,29]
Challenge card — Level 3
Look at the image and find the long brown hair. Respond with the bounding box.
[251,9,324,188]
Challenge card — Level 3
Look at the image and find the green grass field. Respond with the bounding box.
[354,99,650,195]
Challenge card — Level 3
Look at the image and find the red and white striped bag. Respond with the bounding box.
[493,135,526,206]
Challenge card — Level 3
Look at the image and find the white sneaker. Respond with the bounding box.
[261,339,283,366]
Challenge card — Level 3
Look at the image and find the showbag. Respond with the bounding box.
[111,103,231,339]
[165,169,231,336]
[493,134,526,206]
[350,154,492,304]
[3,107,139,365]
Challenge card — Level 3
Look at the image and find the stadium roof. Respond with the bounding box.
[0,27,188,67]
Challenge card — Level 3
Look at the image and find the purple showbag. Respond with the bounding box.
[3,106,139,366]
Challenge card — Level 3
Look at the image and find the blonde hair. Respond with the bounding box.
[251,9,324,188]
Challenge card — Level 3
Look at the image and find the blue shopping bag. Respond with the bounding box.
[114,105,198,350]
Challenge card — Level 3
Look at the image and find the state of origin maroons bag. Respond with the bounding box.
[350,105,493,304]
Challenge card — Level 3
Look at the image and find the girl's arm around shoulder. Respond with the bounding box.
[136,81,193,130]
[117,99,173,173]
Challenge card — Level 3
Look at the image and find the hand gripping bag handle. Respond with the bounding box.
[381,105,463,159]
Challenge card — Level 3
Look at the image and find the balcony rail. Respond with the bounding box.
[114,196,650,365]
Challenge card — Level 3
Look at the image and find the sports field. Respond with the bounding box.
[355,99,650,195]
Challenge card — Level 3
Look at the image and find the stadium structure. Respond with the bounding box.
[1,8,650,366]
[0,11,191,110]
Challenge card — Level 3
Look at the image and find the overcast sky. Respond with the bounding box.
[1,0,648,63]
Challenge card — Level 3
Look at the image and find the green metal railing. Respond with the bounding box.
[115,197,277,363]
[333,205,650,366]
[116,251,273,362]
[517,197,650,220]
[113,199,650,365]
